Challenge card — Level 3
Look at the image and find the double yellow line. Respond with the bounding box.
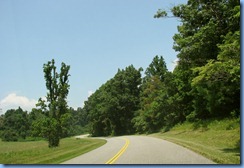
[106,138,130,164]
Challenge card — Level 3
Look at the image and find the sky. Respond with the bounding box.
[0,0,189,114]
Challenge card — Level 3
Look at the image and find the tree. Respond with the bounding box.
[154,0,240,122]
[37,59,70,147]
[133,75,164,133]
[83,0,240,135]
[144,55,168,82]
[133,56,171,133]
[60,107,89,137]
[1,107,30,141]
[191,30,240,119]
[86,65,142,136]
[0,115,4,134]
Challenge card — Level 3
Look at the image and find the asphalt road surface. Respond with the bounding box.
[62,135,215,164]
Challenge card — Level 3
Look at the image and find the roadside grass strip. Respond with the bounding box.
[106,138,130,164]
[0,138,106,164]
[151,118,240,164]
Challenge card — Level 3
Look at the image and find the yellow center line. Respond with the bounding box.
[106,137,130,164]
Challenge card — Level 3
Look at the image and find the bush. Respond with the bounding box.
[2,129,19,142]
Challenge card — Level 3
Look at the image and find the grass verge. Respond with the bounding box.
[0,137,106,164]
[150,118,240,164]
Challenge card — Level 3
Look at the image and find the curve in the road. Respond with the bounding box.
[115,136,215,164]
[62,135,215,164]
[106,137,130,164]
[62,137,126,164]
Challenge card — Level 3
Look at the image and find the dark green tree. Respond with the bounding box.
[0,115,4,135]
[36,59,70,147]
[154,0,240,122]
[1,107,30,141]
[61,107,89,137]
[155,0,239,67]
[133,75,164,133]
[144,55,168,82]
[133,56,170,133]
[191,30,240,119]
[86,65,142,136]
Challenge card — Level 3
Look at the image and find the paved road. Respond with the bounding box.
[62,135,215,164]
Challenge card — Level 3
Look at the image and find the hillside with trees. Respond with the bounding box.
[84,0,240,136]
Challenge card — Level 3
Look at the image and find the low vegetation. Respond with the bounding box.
[151,118,240,164]
[0,137,106,164]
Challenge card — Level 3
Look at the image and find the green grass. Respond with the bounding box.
[0,137,106,164]
[151,118,240,164]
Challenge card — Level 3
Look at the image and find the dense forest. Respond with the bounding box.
[0,0,240,142]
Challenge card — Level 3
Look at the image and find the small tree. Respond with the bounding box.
[38,59,70,147]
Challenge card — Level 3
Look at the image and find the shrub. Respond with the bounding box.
[2,129,18,142]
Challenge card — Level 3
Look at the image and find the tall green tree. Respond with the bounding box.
[133,75,164,133]
[86,65,142,136]
[133,56,170,133]
[36,59,70,147]
[110,65,142,135]
[144,55,168,82]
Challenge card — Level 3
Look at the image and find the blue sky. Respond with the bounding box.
[0,0,188,114]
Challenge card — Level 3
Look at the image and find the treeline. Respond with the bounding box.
[0,107,88,142]
[84,0,240,136]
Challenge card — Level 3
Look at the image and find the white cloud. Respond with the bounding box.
[170,58,179,72]
[79,90,94,108]
[88,90,94,98]
[0,93,37,114]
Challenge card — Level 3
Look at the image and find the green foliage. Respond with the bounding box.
[191,29,240,119]
[152,0,240,125]
[1,129,18,142]
[154,9,167,18]
[31,106,88,140]
[170,0,239,66]
[85,65,142,136]
[0,107,30,141]
[130,0,240,135]
[60,107,89,137]
[34,59,71,147]
[144,55,168,82]
[133,56,176,133]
